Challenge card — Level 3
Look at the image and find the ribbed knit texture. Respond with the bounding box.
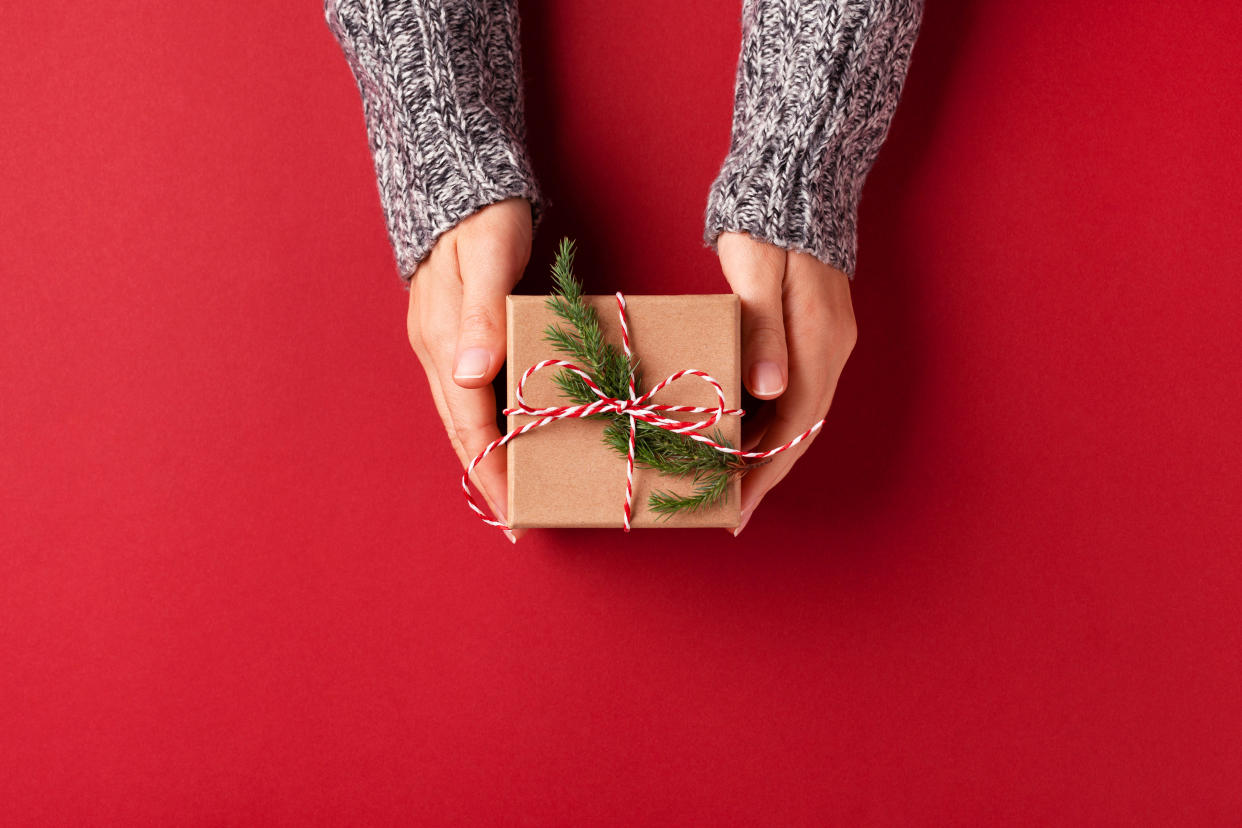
[324,0,922,283]
[324,0,548,283]
[704,0,923,277]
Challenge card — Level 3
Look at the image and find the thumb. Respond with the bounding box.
[717,232,788,400]
[452,236,528,388]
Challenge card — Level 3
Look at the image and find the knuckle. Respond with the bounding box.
[838,316,859,353]
[407,326,425,355]
[406,303,426,354]
[459,305,500,338]
[744,320,786,355]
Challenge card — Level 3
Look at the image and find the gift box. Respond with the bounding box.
[505,293,742,529]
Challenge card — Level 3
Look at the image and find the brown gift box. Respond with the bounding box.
[505,294,742,529]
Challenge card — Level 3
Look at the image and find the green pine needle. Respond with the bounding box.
[540,237,747,517]
[648,473,731,519]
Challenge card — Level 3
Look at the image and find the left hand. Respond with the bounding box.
[715,231,858,535]
[405,198,532,543]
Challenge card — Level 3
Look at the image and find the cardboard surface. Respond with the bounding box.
[507,294,741,529]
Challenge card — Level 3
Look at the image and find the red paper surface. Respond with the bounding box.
[3,1,1241,824]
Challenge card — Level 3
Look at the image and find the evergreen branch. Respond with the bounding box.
[540,236,749,517]
[648,473,732,519]
[543,238,635,402]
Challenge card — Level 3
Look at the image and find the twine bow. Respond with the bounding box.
[462,293,825,533]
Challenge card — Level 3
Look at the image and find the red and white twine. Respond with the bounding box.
[461,292,826,533]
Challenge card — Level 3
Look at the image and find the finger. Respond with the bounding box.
[734,255,855,534]
[452,204,530,388]
[419,261,518,538]
[425,353,525,543]
[735,415,821,536]
[411,260,522,541]
[717,231,788,400]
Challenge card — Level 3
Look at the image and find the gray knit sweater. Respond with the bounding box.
[324,0,922,283]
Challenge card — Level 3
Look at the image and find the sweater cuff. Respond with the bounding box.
[703,0,924,278]
[325,0,549,284]
[704,125,862,278]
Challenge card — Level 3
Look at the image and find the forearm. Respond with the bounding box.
[324,0,547,283]
[704,0,924,277]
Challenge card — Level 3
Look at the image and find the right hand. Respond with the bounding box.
[715,231,858,536]
[405,198,532,542]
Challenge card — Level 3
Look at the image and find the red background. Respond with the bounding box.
[4,0,1241,823]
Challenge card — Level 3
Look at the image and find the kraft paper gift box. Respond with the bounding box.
[505,294,742,529]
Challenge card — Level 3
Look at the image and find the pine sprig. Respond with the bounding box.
[540,237,747,518]
[649,473,731,518]
[543,238,635,404]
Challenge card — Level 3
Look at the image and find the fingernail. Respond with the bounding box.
[454,348,491,380]
[750,361,785,397]
[732,507,753,537]
[503,528,518,545]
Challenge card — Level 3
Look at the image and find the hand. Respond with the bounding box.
[716,231,858,536]
[406,198,532,543]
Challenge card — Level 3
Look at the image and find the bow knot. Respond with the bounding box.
[612,398,643,416]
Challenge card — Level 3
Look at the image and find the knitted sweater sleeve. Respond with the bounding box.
[323,0,547,284]
[703,0,924,278]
